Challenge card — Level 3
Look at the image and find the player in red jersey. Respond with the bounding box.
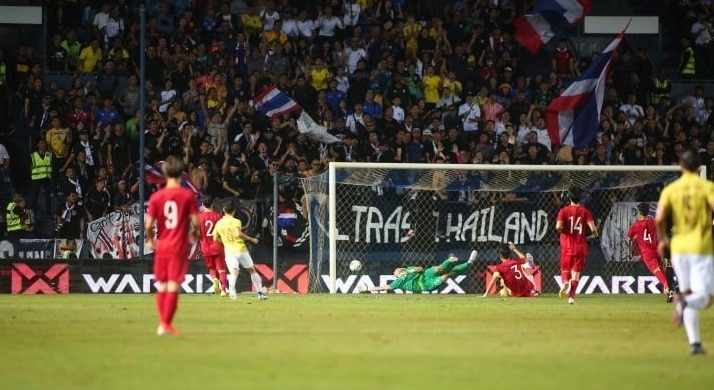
[483,242,537,298]
[198,196,228,296]
[555,186,598,304]
[145,157,200,336]
[627,202,671,301]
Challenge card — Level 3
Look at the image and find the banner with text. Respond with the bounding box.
[86,204,199,259]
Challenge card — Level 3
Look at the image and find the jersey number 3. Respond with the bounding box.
[510,265,522,280]
[164,201,178,229]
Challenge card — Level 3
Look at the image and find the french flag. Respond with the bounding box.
[545,25,628,149]
[144,161,203,206]
[254,86,302,118]
[514,0,592,53]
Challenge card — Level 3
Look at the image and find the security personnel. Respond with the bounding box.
[650,67,671,106]
[6,193,26,239]
[30,139,53,214]
[679,37,696,79]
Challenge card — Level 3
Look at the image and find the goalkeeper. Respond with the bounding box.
[371,251,478,293]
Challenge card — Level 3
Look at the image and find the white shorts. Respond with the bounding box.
[671,254,714,295]
[225,252,254,270]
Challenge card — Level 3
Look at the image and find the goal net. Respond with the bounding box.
[300,163,694,294]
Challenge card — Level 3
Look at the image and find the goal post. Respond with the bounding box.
[300,162,704,294]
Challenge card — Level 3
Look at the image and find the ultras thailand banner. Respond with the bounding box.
[308,191,557,259]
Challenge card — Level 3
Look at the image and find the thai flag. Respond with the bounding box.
[545,25,628,149]
[254,86,302,118]
[514,0,592,53]
[143,161,203,205]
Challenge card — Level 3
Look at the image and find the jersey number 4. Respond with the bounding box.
[642,228,653,243]
[164,201,178,229]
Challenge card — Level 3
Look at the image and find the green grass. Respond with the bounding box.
[0,294,712,390]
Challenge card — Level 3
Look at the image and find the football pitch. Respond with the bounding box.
[0,294,712,390]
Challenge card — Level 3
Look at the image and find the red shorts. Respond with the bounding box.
[154,250,189,283]
[560,254,587,273]
[203,253,227,271]
[641,254,662,274]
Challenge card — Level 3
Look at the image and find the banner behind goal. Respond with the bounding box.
[300,163,695,294]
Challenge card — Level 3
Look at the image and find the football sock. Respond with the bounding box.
[683,307,700,345]
[685,293,711,310]
[665,267,678,292]
[156,291,167,323]
[653,270,668,291]
[163,292,179,324]
[568,280,579,298]
[250,272,264,293]
[228,273,238,294]
[450,262,470,275]
[208,268,217,280]
[218,270,228,292]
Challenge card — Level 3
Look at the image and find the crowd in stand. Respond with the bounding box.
[1,0,714,241]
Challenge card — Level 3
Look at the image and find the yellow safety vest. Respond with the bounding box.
[31,152,52,180]
[682,47,695,75]
[6,202,21,232]
[650,78,670,104]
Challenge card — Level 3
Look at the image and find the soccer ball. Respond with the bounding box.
[499,288,510,297]
[349,260,362,272]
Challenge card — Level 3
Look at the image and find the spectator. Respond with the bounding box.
[5,193,28,239]
[78,38,103,74]
[84,178,111,222]
[54,191,84,239]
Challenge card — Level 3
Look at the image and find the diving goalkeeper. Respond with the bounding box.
[371,251,478,293]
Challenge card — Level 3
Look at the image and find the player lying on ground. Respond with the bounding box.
[626,202,672,301]
[482,242,538,298]
[371,251,478,293]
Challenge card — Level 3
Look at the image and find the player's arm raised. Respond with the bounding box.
[483,272,501,297]
[508,241,525,259]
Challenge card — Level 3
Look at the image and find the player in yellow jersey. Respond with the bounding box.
[213,200,267,301]
[656,149,714,355]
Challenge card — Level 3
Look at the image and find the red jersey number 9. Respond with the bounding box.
[164,200,178,229]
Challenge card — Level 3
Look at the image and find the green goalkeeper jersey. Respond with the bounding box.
[388,266,424,293]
